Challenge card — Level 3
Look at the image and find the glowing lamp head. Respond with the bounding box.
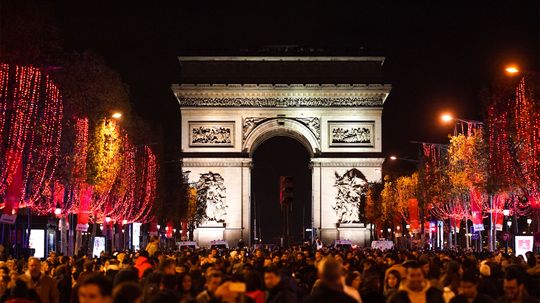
[156,224,161,230]
[387,228,391,232]
[389,156,397,160]
[503,209,510,216]
[505,65,519,75]
[441,114,453,123]
[105,216,112,223]
[507,221,512,227]
[527,218,532,225]
[406,224,410,229]
[111,112,122,119]
[122,219,128,225]
[397,226,401,230]
[54,208,62,216]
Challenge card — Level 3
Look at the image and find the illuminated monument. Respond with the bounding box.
[172,54,391,246]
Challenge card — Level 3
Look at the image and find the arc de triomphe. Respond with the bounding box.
[172,56,391,247]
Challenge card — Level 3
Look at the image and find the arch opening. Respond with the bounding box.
[251,136,312,245]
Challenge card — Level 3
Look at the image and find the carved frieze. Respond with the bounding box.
[178,97,383,108]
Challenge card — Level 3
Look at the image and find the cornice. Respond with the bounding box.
[172,84,390,107]
[310,158,384,167]
[177,56,386,62]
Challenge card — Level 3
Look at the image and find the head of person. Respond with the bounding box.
[112,282,142,303]
[78,273,113,303]
[264,266,281,290]
[385,253,398,266]
[206,271,222,293]
[317,256,344,288]
[345,271,362,290]
[113,268,139,286]
[459,271,479,299]
[158,259,176,276]
[27,257,41,278]
[503,266,526,301]
[404,261,425,291]
[180,273,193,292]
[386,270,401,289]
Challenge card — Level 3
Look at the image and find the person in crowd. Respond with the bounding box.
[384,269,402,299]
[196,271,222,303]
[157,259,176,276]
[304,256,357,303]
[450,270,494,303]
[78,273,113,303]
[496,266,539,303]
[264,266,297,303]
[145,237,159,258]
[78,260,96,284]
[22,257,59,303]
[388,260,444,303]
[178,273,197,303]
[112,282,142,303]
[134,252,152,279]
[385,253,407,282]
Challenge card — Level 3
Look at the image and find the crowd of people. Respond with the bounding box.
[0,236,539,303]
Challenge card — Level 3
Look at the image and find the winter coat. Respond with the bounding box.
[387,281,444,303]
[303,284,357,303]
[135,256,152,278]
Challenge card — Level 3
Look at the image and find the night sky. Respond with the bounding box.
[33,2,540,240]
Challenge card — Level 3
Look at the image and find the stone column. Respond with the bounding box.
[241,159,252,245]
[311,159,322,241]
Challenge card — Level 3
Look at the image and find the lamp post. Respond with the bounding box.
[507,219,513,255]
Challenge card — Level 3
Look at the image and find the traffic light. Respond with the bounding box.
[279,176,294,205]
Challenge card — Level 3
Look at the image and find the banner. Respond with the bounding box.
[165,221,173,238]
[493,193,506,231]
[4,152,23,215]
[470,188,484,232]
[77,184,93,225]
[408,198,420,233]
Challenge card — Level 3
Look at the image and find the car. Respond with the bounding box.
[331,239,353,250]
[177,241,198,250]
[210,240,229,250]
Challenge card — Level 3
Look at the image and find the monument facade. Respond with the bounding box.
[172,56,391,247]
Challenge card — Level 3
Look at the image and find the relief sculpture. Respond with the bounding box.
[333,168,368,223]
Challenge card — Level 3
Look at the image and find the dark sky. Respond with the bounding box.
[55,1,539,159]
[52,1,539,238]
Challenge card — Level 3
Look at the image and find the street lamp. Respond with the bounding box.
[507,221,512,228]
[111,112,122,119]
[505,65,520,75]
[440,113,484,125]
[527,218,532,234]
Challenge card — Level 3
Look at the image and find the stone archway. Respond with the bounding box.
[243,118,320,157]
[174,56,390,247]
